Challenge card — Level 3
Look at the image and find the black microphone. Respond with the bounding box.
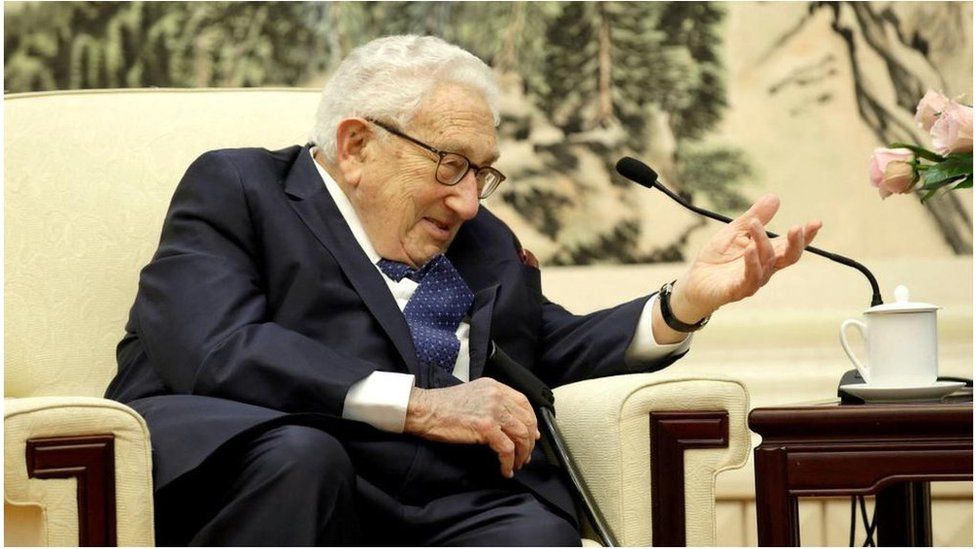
[615,156,884,307]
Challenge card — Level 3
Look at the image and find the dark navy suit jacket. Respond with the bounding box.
[105,144,686,523]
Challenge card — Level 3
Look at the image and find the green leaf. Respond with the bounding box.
[889,142,944,162]
[943,151,973,169]
[920,188,939,203]
[920,179,951,191]
[920,173,961,190]
[919,154,972,189]
[953,174,973,190]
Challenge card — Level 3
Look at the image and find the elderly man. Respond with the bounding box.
[106,35,820,546]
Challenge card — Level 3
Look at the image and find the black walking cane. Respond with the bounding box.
[486,342,619,547]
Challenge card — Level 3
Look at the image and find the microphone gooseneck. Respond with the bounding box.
[615,157,884,307]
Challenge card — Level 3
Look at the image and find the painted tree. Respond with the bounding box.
[511,2,750,264]
[4,2,330,90]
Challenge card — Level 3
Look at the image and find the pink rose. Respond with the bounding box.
[930,101,974,154]
[915,90,951,131]
[869,148,916,198]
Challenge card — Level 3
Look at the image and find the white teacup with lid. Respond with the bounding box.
[839,285,940,387]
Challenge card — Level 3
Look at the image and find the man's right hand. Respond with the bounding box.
[403,378,540,479]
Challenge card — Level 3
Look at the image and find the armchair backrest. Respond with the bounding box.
[5,88,321,398]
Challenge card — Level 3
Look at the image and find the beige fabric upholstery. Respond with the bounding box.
[5,89,321,399]
[6,89,749,546]
[4,397,154,546]
[554,373,750,546]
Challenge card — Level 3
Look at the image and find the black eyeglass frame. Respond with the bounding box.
[366,118,506,199]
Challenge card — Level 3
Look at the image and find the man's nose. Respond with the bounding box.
[445,169,480,221]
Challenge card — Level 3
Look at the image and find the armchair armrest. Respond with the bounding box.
[553,373,750,547]
[4,396,155,546]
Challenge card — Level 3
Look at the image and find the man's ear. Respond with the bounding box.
[335,118,372,186]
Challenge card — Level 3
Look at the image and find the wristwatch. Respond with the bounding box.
[658,280,710,333]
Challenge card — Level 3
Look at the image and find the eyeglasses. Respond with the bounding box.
[366,118,506,199]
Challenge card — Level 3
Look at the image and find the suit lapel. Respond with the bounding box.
[282,147,421,379]
[447,219,495,293]
[448,219,502,380]
[466,284,498,380]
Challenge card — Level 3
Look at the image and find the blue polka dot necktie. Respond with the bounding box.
[377,255,474,374]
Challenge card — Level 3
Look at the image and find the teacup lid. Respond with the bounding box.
[865,285,939,314]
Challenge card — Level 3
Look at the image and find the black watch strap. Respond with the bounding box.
[659,280,710,333]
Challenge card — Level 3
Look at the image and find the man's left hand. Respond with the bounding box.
[667,194,822,328]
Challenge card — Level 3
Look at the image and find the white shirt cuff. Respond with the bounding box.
[342,371,415,433]
[626,294,693,361]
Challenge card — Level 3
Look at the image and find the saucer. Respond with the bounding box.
[839,381,966,403]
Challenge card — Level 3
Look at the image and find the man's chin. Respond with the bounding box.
[408,241,453,267]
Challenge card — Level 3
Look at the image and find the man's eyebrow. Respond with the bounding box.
[439,140,499,165]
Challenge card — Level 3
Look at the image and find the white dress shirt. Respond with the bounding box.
[309,149,692,433]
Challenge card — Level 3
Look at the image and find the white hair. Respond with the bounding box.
[311,35,500,163]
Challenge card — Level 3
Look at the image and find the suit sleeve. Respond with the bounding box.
[132,151,375,416]
[535,294,688,388]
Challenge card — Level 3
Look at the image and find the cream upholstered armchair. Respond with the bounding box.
[4,89,750,546]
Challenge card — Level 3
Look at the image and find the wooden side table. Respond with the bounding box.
[749,402,973,546]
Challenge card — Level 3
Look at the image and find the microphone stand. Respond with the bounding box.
[616,157,884,307]
[486,343,619,547]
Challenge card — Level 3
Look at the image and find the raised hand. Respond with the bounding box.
[403,377,540,478]
[668,194,822,324]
